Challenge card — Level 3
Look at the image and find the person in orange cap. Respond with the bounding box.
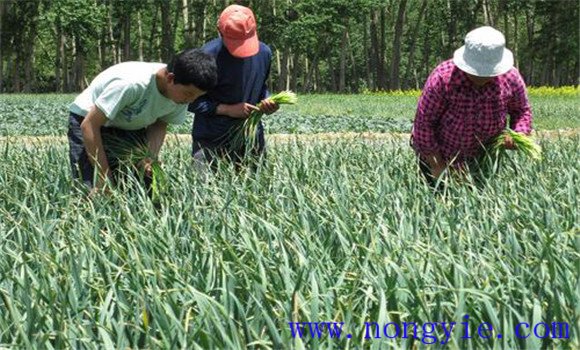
[188,4,279,170]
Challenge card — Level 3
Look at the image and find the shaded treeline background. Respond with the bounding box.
[0,0,577,93]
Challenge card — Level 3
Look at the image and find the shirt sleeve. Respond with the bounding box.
[188,95,219,118]
[94,80,138,120]
[507,70,533,134]
[411,70,447,158]
[160,105,188,125]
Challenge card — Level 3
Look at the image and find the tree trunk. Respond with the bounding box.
[307,58,319,92]
[108,3,117,64]
[149,7,159,60]
[62,36,70,92]
[277,49,289,91]
[501,0,508,46]
[378,7,387,89]
[389,0,407,90]
[524,6,534,84]
[346,30,358,92]
[73,36,86,91]
[55,26,63,92]
[275,48,281,83]
[98,1,108,69]
[137,11,144,61]
[302,57,309,91]
[338,24,348,92]
[193,0,207,47]
[24,30,37,92]
[422,27,431,84]
[160,0,174,63]
[314,60,320,92]
[172,1,180,48]
[369,9,380,90]
[329,58,337,92]
[290,51,299,91]
[25,0,40,92]
[513,11,518,69]
[404,0,427,88]
[446,0,456,57]
[182,0,194,47]
[483,0,495,26]
[550,19,558,86]
[13,39,22,92]
[61,35,73,92]
[123,13,131,61]
[470,0,483,29]
[363,13,371,89]
[0,1,5,92]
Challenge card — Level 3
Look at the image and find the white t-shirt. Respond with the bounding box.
[70,62,187,130]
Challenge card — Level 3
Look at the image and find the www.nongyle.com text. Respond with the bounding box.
[288,315,570,345]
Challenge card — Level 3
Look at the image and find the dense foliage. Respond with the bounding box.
[0,135,578,348]
[0,0,578,93]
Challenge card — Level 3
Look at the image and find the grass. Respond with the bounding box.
[0,93,578,136]
[0,135,578,349]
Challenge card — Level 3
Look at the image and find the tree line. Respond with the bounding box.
[0,0,577,93]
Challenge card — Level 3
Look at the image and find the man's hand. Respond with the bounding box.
[217,102,260,119]
[259,98,279,115]
[503,133,516,150]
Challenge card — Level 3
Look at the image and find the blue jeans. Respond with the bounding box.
[67,113,151,191]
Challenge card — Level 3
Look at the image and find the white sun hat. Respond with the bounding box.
[453,26,514,77]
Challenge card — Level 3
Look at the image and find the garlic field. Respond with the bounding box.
[0,92,578,349]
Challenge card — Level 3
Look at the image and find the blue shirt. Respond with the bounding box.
[189,38,272,144]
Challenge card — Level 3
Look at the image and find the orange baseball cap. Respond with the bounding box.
[218,5,259,58]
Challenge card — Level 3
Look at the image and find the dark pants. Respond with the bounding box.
[418,153,498,191]
[67,113,151,191]
[192,131,266,172]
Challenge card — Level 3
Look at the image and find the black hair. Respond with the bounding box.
[168,49,217,91]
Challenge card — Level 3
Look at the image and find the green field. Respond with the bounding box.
[0,93,578,348]
[0,93,578,136]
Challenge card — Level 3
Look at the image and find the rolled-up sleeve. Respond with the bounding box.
[412,71,447,158]
[188,95,219,119]
[507,71,532,134]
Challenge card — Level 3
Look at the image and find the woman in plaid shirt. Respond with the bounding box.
[411,26,532,188]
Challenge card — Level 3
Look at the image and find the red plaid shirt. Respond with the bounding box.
[411,60,532,166]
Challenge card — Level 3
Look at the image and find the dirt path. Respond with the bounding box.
[1,129,578,145]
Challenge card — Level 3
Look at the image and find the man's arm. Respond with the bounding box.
[189,94,258,119]
[80,106,110,190]
[217,102,260,119]
[146,120,168,159]
[137,120,168,176]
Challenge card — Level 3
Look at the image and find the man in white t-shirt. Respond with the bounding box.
[68,49,217,195]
